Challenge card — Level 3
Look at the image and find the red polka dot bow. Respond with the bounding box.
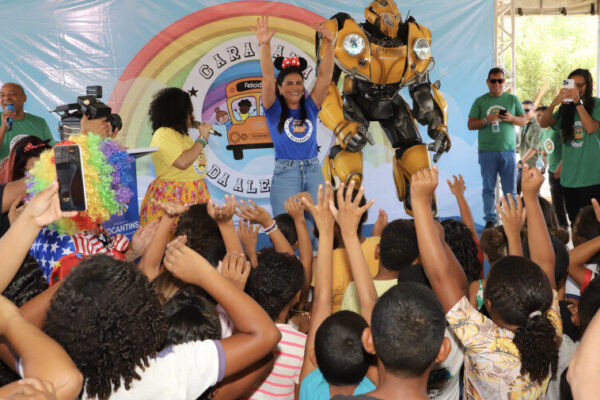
[282,57,300,69]
[24,142,47,152]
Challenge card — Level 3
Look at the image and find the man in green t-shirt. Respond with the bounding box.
[0,82,56,160]
[467,68,526,228]
[539,68,600,225]
[516,100,542,194]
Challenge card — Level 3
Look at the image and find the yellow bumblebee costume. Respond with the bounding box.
[316,0,451,213]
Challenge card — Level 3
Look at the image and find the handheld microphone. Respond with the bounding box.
[193,120,223,137]
[6,104,14,131]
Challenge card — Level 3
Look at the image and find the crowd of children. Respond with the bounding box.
[0,162,600,400]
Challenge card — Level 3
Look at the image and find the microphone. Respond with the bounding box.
[6,104,14,131]
[193,120,222,137]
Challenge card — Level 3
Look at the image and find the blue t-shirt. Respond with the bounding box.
[299,368,376,400]
[263,95,319,160]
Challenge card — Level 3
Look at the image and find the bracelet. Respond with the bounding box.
[263,220,278,234]
[482,118,488,126]
[195,136,208,146]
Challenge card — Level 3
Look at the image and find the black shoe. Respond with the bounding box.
[484,221,496,229]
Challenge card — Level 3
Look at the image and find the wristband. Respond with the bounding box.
[195,136,208,146]
[576,99,584,107]
[263,221,278,234]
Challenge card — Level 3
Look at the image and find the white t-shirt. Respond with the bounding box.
[427,328,465,400]
[81,340,225,400]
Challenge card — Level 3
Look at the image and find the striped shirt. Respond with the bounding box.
[242,324,307,400]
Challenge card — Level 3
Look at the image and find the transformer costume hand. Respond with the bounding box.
[428,129,451,162]
[346,124,374,153]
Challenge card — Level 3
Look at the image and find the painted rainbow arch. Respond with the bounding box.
[109,1,325,155]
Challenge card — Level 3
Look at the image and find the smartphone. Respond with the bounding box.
[563,79,575,102]
[499,109,507,116]
[55,145,87,211]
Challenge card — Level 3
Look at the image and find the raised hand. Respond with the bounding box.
[303,183,334,234]
[236,199,273,227]
[207,195,236,223]
[237,219,259,254]
[592,198,600,223]
[313,22,334,43]
[329,181,374,235]
[371,208,388,237]
[24,181,78,228]
[285,194,305,220]
[447,174,466,197]
[157,201,189,218]
[164,236,213,283]
[5,378,57,400]
[410,166,439,203]
[127,219,160,260]
[520,164,544,197]
[250,16,276,44]
[218,253,251,291]
[496,194,523,240]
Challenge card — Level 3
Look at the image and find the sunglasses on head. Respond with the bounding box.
[489,79,505,84]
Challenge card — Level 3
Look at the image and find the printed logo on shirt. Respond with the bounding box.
[570,121,584,148]
[543,137,555,154]
[193,153,207,178]
[486,105,506,116]
[283,117,313,143]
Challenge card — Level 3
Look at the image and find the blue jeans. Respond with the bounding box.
[270,157,324,245]
[478,150,517,224]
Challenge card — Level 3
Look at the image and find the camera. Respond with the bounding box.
[52,85,117,140]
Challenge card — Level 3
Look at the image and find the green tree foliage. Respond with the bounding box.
[514,16,597,107]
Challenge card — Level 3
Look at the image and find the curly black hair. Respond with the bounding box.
[379,219,418,271]
[484,256,559,384]
[274,213,298,246]
[149,87,194,135]
[274,56,308,134]
[558,69,594,144]
[441,219,482,282]
[43,254,166,399]
[479,226,508,263]
[573,205,600,264]
[245,248,305,320]
[175,204,225,267]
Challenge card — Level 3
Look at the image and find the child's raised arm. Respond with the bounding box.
[521,165,556,289]
[237,219,260,267]
[447,174,477,241]
[285,194,313,302]
[164,240,280,377]
[496,194,524,257]
[331,181,377,323]
[411,167,467,312]
[208,195,245,255]
[236,199,294,255]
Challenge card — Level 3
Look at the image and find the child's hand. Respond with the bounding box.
[303,183,334,234]
[313,22,334,43]
[24,181,78,228]
[207,195,236,223]
[217,253,251,291]
[127,219,160,260]
[6,378,57,400]
[298,192,314,209]
[411,166,439,203]
[521,164,544,197]
[157,201,189,218]
[447,174,466,197]
[164,236,211,283]
[7,196,25,225]
[496,194,523,238]
[237,219,259,254]
[236,199,273,228]
[329,181,374,235]
[592,198,600,223]
[371,209,388,237]
[285,194,305,220]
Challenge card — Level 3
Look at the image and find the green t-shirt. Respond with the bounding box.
[551,98,600,188]
[0,112,56,159]
[469,92,524,151]
[539,128,562,173]
[520,118,542,167]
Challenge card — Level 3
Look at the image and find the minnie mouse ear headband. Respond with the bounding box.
[274,56,308,72]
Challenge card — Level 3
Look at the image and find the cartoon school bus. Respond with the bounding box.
[224,77,273,160]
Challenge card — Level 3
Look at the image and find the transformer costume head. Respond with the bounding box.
[364,0,402,38]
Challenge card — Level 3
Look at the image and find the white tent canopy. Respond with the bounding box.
[515,0,598,15]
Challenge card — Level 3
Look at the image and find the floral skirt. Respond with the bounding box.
[139,179,210,226]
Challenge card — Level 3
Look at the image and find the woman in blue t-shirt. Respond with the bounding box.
[251,16,334,223]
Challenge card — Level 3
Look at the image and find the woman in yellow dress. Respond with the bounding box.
[140,87,212,226]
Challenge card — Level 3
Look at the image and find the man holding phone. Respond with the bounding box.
[516,100,543,194]
[467,67,527,228]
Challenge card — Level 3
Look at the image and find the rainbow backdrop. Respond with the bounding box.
[108,0,325,171]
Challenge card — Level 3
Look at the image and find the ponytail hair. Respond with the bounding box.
[274,56,308,133]
[484,256,559,383]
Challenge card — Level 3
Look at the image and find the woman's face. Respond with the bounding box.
[277,72,304,107]
[187,112,195,130]
[25,156,40,171]
[571,74,587,100]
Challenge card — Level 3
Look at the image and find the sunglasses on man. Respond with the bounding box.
[523,108,531,113]
[489,79,505,84]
